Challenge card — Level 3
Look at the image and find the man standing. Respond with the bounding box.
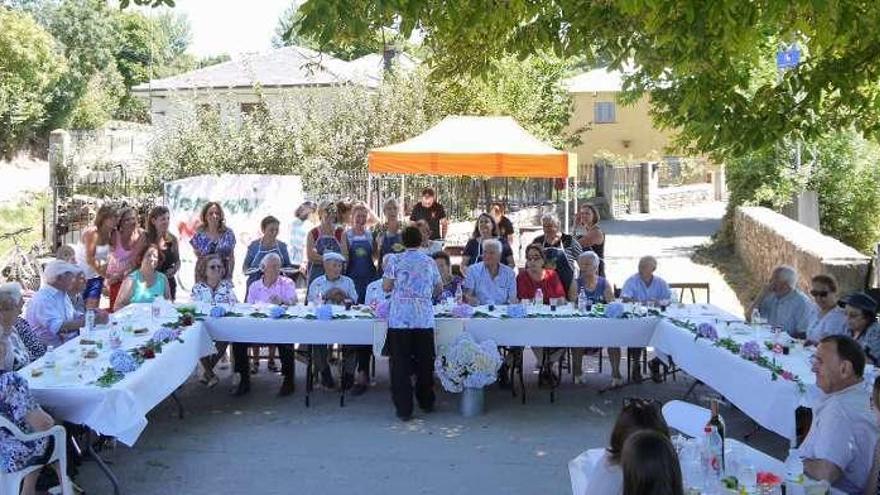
[802,335,878,494]
[383,226,442,421]
[748,264,816,338]
[409,187,447,240]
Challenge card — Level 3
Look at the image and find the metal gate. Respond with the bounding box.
[611,165,643,217]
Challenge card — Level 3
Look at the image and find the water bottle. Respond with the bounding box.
[751,308,761,325]
[702,425,723,480]
[44,346,56,370]
[784,448,804,483]
[534,288,543,307]
[109,320,122,349]
[315,290,324,307]
[454,284,464,304]
[151,298,161,322]
[85,308,95,336]
[577,287,588,313]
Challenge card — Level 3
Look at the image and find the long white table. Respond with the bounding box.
[21,305,216,446]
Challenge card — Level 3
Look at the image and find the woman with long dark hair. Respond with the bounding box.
[146,206,180,301]
[621,430,684,495]
[190,202,236,280]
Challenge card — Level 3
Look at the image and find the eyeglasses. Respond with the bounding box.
[810,290,829,297]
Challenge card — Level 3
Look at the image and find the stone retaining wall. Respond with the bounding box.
[654,184,714,211]
[733,206,871,294]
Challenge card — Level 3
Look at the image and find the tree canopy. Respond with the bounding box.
[297,0,880,161]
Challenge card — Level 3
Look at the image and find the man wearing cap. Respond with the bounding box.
[839,291,880,365]
[307,252,359,391]
[747,265,816,338]
[409,187,447,240]
[26,260,107,347]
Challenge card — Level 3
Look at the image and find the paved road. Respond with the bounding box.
[74,201,775,495]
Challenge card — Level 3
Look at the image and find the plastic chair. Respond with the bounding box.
[661,400,711,438]
[0,416,72,495]
[568,448,606,495]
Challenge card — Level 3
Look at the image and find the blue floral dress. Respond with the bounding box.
[190,228,237,280]
[0,372,50,473]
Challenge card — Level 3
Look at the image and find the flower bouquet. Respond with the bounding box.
[435,333,502,416]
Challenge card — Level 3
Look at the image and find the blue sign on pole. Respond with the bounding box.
[776,48,801,69]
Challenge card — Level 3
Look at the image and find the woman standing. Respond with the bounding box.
[343,204,378,395]
[489,201,515,246]
[190,202,237,280]
[306,201,345,286]
[461,213,515,276]
[113,244,171,311]
[106,206,145,310]
[289,201,316,285]
[568,251,617,385]
[146,206,180,301]
[533,213,582,292]
[574,204,605,276]
[375,199,404,273]
[80,204,117,309]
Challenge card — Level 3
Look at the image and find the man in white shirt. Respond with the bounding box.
[802,334,879,494]
[462,239,517,305]
[26,261,105,347]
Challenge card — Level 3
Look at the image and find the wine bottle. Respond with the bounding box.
[707,399,726,472]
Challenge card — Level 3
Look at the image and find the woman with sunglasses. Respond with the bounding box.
[807,274,848,344]
[192,254,238,387]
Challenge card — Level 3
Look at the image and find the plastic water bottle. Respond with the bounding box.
[577,287,588,313]
[751,308,762,325]
[315,291,324,307]
[534,288,543,307]
[85,308,95,336]
[43,346,56,370]
[784,448,804,483]
[454,284,464,304]
[151,298,161,322]
[702,425,723,481]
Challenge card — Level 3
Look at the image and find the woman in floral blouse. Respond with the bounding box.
[190,202,237,280]
[192,254,238,388]
[0,371,64,494]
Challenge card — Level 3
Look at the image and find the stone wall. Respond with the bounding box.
[654,184,714,211]
[733,206,871,294]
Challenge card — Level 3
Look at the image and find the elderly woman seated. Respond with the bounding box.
[308,252,364,393]
[27,260,106,348]
[233,252,297,397]
[839,292,880,365]
[568,251,618,385]
[1,371,68,495]
[0,283,45,360]
[1,289,32,372]
[114,244,172,311]
[462,239,517,306]
[807,274,848,343]
[192,254,239,388]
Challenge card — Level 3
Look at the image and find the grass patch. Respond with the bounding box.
[0,193,49,257]
[691,238,762,310]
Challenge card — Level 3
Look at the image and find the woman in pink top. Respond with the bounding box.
[106,207,144,311]
[234,252,297,397]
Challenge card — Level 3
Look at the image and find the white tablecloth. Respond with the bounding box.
[20,306,215,446]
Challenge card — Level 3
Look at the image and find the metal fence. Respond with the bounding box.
[611,165,643,217]
[656,157,712,188]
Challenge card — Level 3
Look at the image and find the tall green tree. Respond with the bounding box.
[0,7,64,158]
[297,1,880,161]
[273,1,384,60]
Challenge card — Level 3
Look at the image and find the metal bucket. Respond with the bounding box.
[460,387,485,417]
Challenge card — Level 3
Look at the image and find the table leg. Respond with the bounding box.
[170,392,185,419]
[305,348,313,408]
[516,349,526,405]
[85,431,121,495]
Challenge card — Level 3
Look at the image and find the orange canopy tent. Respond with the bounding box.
[368,115,577,179]
[368,116,578,229]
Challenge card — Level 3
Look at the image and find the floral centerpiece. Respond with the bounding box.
[435,333,502,393]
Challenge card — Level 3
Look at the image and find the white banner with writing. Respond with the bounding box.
[164,174,304,301]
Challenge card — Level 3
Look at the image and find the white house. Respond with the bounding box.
[132,46,414,126]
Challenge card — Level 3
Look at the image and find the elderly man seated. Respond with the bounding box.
[802,335,878,494]
[621,256,672,382]
[26,260,107,348]
[748,265,816,339]
[233,252,297,397]
[307,252,364,393]
[462,239,517,306]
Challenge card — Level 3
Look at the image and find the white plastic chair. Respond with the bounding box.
[0,416,72,495]
[662,399,711,438]
[568,447,606,495]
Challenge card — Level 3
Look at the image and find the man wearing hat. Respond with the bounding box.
[307,252,359,391]
[840,291,880,365]
[26,260,107,347]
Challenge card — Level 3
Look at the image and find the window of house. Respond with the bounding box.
[593,101,616,124]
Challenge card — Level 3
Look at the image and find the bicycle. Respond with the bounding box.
[0,227,50,291]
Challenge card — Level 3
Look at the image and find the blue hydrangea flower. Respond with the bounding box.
[269,305,286,319]
[605,302,625,319]
[109,350,138,373]
[209,305,226,318]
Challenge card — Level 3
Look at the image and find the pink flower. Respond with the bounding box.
[781,370,795,381]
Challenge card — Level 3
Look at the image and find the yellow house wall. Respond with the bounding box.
[565,91,676,169]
